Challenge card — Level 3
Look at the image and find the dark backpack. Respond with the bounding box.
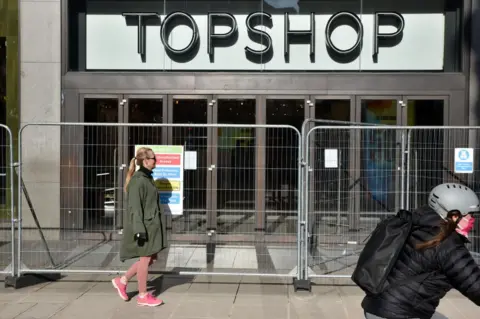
[352,209,414,295]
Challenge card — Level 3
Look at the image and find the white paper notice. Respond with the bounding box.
[324,149,338,168]
[184,151,197,170]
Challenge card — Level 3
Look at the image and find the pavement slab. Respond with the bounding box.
[0,274,478,319]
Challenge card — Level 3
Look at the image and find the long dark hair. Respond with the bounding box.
[416,210,461,250]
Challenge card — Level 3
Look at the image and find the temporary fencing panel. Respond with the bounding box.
[301,124,480,280]
[302,124,408,279]
[0,124,15,276]
[17,123,302,278]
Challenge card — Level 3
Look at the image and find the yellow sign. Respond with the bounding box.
[155,179,181,191]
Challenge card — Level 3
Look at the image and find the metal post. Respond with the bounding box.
[0,125,15,277]
[17,128,23,276]
[113,148,117,232]
[405,130,412,210]
[414,150,418,209]
[297,130,303,282]
[303,133,311,281]
[400,131,406,210]
[8,131,15,277]
[336,150,342,235]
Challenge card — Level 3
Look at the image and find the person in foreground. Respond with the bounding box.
[111,147,167,307]
[362,183,480,319]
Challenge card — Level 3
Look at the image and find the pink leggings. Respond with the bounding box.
[124,255,156,294]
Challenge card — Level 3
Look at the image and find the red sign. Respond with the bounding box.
[156,154,181,165]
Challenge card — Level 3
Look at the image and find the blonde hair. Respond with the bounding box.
[124,147,154,192]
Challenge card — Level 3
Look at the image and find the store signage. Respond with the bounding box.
[123,11,405,64]
[87,11,444,70]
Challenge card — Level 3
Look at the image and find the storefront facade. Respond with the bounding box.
[19,0,479,238]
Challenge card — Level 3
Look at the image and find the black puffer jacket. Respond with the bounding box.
[362,206,480,319]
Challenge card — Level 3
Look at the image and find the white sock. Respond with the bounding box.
[120,276,127,285]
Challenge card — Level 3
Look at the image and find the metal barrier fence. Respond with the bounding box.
[302,125,480,280]
[8,121,480,283]
[0,124,15,276]
[17,123,302,278]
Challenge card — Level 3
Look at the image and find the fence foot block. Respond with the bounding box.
[293,278,311,292]
[4,273,62,289]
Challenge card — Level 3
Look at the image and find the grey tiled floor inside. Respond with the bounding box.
[0,274,478,319]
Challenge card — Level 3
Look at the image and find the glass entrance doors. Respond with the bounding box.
[77,94,448,236]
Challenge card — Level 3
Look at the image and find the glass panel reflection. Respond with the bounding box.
[311,100,351,213]
[172,99,208,212]
[83,98,119,230]
[406,100,444,209]
[265,99,303,239]
[360,100,398,214]
[216,98,256,233]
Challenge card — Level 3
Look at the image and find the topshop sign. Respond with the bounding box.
[86,11,445,70]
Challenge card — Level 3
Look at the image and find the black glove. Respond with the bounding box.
[135,233,147,246]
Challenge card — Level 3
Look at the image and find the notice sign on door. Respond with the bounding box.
[454,148,474,174]
[134,145,184,215]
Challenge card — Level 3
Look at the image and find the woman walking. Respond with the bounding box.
[111,147,167,307]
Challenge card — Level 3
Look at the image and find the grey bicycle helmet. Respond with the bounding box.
[428,183,480,219]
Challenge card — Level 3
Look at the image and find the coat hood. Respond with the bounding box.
[410,206,444,228]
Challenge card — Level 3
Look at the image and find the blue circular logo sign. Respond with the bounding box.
[459,150,470,161]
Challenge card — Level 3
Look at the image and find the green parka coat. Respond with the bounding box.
[120,168,168,261]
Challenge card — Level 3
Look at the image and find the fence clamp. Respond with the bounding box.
[207,230,216,237]
[300,160,307,167]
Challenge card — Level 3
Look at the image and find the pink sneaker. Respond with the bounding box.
[137,293,164,307]
[111,277,129,301]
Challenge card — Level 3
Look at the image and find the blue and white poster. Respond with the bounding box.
[135,145,184,215]
[454,148,474,174]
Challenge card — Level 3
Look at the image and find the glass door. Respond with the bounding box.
[356,96,403,222]
[211,96,257,238]
[264,96,307,239]
[168,95,213,238]
[80,94,123,231]
[306,96,354,275]
[121,95,167,230]
[308,97,354,216]
[401,96,448,211]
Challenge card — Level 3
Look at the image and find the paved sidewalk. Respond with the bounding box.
[0,275,478,319]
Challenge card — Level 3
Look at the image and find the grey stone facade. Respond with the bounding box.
[20,0,61,229]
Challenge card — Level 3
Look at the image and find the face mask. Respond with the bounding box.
[456,214,476,238]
